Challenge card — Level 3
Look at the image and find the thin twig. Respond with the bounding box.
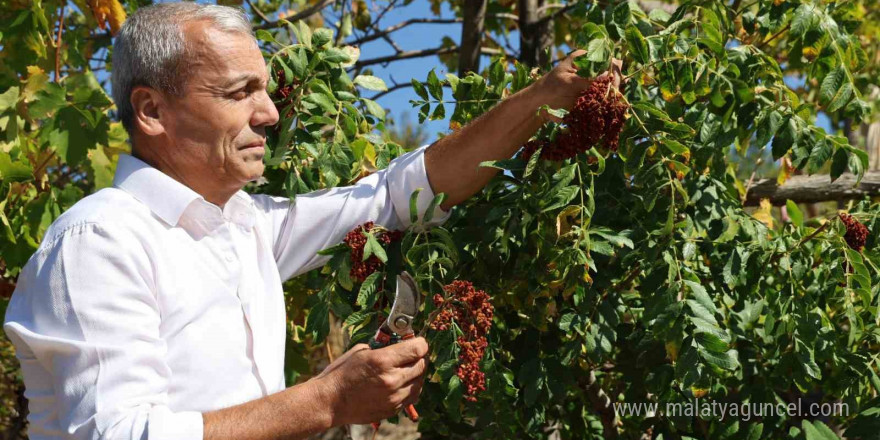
[347,18,460,46]
[55,4,66,83]
[741,157,764,205]
[253,0,335,30]
[756,24,790,50]
[538,2,579,25]
[245,0,272,24]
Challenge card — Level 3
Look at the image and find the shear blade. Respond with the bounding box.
[386,271,420,335]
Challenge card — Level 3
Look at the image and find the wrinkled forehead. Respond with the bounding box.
[179,20,266,87]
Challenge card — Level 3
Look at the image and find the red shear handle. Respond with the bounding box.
[399,332,419,421]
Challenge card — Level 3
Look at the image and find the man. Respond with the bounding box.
[3,3,617,439]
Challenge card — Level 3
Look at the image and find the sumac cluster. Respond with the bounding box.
[343,222,402,282]
[840,213,869,252]
[430,280,494,401]
[522,75,629,161]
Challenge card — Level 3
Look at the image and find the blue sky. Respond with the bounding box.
[336,0,491,139]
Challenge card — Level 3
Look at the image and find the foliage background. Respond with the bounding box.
[1,0,880,438]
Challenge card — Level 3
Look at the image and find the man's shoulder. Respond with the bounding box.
[42,187,151,246]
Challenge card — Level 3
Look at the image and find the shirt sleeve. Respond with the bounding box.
[252,144,451,281]
[2,222,203,440]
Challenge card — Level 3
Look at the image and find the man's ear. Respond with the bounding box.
[130,86,168,137]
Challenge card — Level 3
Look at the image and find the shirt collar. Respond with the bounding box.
[112,154,255,229]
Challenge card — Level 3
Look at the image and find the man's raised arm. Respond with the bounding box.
[424,51,621,210]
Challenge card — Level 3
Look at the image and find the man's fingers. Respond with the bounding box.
[391,370,427,407]
[383,337,429,367]
[397,357,428,383]
[567,49,588,62]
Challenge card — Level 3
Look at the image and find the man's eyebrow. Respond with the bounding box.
[219,73,264,89]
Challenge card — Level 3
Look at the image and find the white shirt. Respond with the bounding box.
[3,145,448,440]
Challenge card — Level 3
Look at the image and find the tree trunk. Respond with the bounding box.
[458,0,488,77]
[518,0,553,68]
[744,171,880,206]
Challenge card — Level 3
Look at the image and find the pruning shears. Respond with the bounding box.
[368,271,420,428]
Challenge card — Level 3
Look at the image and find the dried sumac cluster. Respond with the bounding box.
[343,222,402,282]
[840,213,869,252]
[522,75,629,162]
[430,280,494,401]
[272,66,300,118]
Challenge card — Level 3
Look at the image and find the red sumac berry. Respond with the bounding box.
[521,75,629,162]
[429,280,494,401]
[342,222,403,283]
[840,213,869,252]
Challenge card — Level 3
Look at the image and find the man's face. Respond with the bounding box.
[159,21,279,189]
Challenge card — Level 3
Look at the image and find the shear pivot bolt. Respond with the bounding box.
[395,317,409,329]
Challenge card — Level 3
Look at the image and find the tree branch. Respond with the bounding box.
[253,0,335,31]
[743,171,880,206]
[353,46,457,69]
[348,18,460,47]
[245,0,272,24]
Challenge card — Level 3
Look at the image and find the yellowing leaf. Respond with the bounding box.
[88,0,126,35]
[753,198,774,229]
[661,88,677,102]
[23,66,49,102]
[777,157,793,185]
[665,340,680,362]
[556,205,581,237]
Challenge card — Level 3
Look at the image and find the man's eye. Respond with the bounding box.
[230,90,250,100]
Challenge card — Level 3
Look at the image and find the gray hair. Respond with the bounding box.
[111,3,254,135]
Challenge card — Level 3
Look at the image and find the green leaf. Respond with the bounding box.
[306,299,330,344]
[28,82,66,119]
[701,8,723,44]
[430,103,445,120]
[786,200,804,227]
[322,48,351,64]
[424,193,447,223]
[317,242,348,256]
[625,26,650,64]
[353,75,387,91]
[820,67,846,104]
[807,138,832,174]
[357,272,382,307]
[364,232,388,263]
[409,188,423,224]
[411,79,429,101]
[0,86,19,111]
[698,347,740,371]
[427,69,443,100]
[542,186,579,212]
[662,139,688,155]
[830,147,848,182]
[849,146,869,184]
[288,47,307,78]
[791,4,818,37]
[827,82,853,113]
[801,420,839,440]
[524,144,542,177]
[311,28,333,47]
[0,152,33,183]
[255,29,277,44]
[289,21,312,49]
[361,98,385,121]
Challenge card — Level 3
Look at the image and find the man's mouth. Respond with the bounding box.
[240,141,266,150]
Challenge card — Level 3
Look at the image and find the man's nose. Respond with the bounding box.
[252,89,280,128]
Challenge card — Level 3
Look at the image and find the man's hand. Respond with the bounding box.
[312,337,429,426]
[535,50,624,123]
